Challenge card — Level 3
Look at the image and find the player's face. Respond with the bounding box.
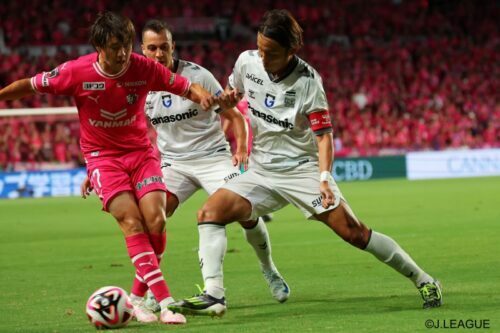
[257,33,295,75]
[97,36,133,74]
[142,30,175,69]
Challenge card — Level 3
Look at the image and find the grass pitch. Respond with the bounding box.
[0,177,499,333]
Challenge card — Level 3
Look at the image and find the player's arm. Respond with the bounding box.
[184,82,218,111]
[0,78,35,101]
[219,106,248,169]
[309,110,335,208]
[216,86,243,110]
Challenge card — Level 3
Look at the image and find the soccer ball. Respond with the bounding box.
[86,286,134,329]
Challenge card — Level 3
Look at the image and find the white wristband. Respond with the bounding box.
[320,171,332,183]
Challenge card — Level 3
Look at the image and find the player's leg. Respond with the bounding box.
[168,189,252,317]
[239,218,290,303]
[144,163,199,313]
[106,192,161,323]
[129,152,187,324]
[315,202,442,308]
[198,155,289,303]
[169,169,288,316]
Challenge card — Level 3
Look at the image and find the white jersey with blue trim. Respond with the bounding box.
[146,59,229,163]
[229,50,330,171]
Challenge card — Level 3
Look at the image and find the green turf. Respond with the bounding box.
[1,177,499,332]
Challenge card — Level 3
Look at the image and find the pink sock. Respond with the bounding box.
[125,233,170,302]
[149,232,167,264]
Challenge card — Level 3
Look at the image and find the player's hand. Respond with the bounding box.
[320,181,335,208]
[80,176,93,199]
[232,149,249,173]
[217,89,243,110]
[200,95,218,112]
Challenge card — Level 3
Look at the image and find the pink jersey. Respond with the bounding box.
[31,53,190,156]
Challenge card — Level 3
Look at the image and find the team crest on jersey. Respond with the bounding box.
[264,93,276,108]
[284,91,296,107]
[126,94,138,105]
[162,94,172,108]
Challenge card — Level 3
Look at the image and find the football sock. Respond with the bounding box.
[159,296,175,311]
[365,230,433,286]
[242,218,277,272]
[198,223,226,299]
[126,233,170,302]
[149,232,166,264]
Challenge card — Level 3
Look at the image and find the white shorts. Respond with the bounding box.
[162,154,241,203]
[221,163,344,220]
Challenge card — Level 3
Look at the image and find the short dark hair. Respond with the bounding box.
[258,9,303,50]
[89,11,135,49]
[142,19,172,40]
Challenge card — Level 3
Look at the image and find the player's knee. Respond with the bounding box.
[117,216,144,235]
[197,203,220,222]
[342,222,369,249]
[146,214,166,234]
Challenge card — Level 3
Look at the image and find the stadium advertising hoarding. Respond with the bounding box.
[406,149,500,180]
[333,155,406,181]
[0,168,87,199]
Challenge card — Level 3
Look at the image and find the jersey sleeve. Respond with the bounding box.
[302,72,329,116]
[30,61,75,95]
[150,61,191,96]
[303,72,332,135]
[228,52,246,92]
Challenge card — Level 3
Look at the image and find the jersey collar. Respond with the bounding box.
[172,58,180,73]
[267,56,299,83]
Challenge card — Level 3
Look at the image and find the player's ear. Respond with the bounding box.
[141,43,146,56]
[171,41,176,52]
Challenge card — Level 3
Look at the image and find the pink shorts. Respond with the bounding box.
[85,147,166,211]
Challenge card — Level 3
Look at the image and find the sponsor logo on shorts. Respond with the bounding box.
[83,82,105,90]
[224,172,240,182]
[312,195,322,208]
[248,103,294,129]
[136,175,164,190]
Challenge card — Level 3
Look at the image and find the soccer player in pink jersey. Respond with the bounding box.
[0,11,218,325]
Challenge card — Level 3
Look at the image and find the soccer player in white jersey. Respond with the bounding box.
[169,9,443,317]
[82,19,290,319]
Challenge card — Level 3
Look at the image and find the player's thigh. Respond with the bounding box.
[199,188,253,223]
[195,154,240,195]
[138,190,167,234]
[87,158,134,211]
[166,192,180,218]
[128,148,167,202]
[162,163,199,203]
[108,191,145,236]
[273,165,345,219]
[216,168,288,222]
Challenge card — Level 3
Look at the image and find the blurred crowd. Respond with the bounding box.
[0,0,498,169]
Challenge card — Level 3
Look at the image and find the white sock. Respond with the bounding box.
[365,231,433,286]
[198,224,227,299]
[159,296,175,311]
[242,218,276,272]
